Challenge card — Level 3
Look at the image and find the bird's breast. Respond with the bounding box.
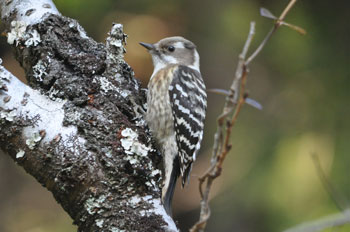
[146,67,176,142]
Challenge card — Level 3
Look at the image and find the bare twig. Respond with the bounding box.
[279,0,298,21]
[190,1,303,231]
[246,0,299,65]
[246,27,274,65]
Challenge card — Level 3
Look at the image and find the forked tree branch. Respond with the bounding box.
[191,1,303,231]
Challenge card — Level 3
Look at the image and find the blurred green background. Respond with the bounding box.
[1,0,350,231]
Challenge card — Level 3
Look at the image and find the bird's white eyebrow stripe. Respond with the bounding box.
[173,42,185,49]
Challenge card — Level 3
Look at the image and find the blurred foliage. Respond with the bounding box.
[1,0,350,231]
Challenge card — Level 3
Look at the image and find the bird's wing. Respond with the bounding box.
[168,65,207,186]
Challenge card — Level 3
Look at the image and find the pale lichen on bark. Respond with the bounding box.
[0,0,178,231]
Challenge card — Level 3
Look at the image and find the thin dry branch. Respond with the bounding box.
[246,0,300,65]
[279,0,298,21]
[190,1,303,231]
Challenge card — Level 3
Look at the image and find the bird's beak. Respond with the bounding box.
[139,42,155,50]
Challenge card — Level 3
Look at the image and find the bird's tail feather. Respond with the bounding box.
[163,156,180,216]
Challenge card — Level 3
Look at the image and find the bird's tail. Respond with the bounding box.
[162,156,180,216]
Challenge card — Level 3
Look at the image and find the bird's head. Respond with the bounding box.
[140,36,200,72]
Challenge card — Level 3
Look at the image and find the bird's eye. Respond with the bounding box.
[167,46,175,52]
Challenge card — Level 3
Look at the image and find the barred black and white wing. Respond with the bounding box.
[169,65,207,187]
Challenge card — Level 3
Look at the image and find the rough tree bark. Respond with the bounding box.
[0,0,177,231]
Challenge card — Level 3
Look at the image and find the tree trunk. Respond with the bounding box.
[0,0,177,231]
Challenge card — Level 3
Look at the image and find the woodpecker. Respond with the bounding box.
[140,36,207,215]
